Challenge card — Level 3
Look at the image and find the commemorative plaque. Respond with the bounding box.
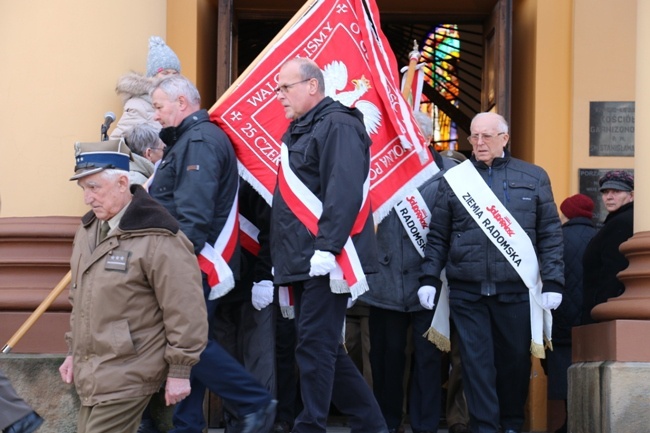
[589,101,635,156]
[579,168,634,226]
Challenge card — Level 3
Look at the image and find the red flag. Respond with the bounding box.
[210,0,438,222]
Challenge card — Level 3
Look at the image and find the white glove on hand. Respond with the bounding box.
[542,292,563,310]
[417,285,437,310]
[347,297,357,309]
[308,250,337,277]
[251,280,274,310]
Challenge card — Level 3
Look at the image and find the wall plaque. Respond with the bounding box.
[579,168,634,226]
[589,101,635,156]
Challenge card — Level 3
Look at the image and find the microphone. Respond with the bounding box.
[100,111,116,141]
[103,112,116,129]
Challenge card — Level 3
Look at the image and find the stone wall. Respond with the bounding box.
[0,355,78,432]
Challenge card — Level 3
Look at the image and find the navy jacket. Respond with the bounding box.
[150,109,240,277]
[553,216,596,343]
[420,151,565,296]
[363,152,455,312]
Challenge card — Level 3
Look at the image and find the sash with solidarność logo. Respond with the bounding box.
[277,143,370,300]
[393,189,452,352]
[197,191,238,300]
[443,160,552,358]
[394,190,431,257]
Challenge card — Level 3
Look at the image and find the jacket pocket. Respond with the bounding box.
[108,319,137,357]
[507,180,537,212]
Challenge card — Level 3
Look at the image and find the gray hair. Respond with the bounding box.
[126,123,160,156]
[287,57,325,95]
[151,75,201,106]
[101,168,128,181]
[472,112,509,134]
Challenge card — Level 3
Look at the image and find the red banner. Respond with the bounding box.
[210,0,438,222]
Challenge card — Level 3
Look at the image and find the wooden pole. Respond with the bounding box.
[2,270,71,354]
[209,0,320,111]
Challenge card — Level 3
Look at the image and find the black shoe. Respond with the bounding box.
[136,418,161,433]
[241,399,277,433]
[272,420,292,433]
[4,411,44,433]
[449,423,470,433]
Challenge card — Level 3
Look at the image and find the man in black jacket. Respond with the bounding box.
[270,57,386,433]
[149,75,275,433]
[419,112,564,433]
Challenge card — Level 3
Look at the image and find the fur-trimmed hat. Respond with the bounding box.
[70,139,132,181]
[146,36,181,78]
[560,194,594,220]
[599,170,634,192]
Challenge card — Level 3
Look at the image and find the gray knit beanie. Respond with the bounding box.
[146,36,181,77]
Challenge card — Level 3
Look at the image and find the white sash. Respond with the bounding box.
[442,160,552,358]
[278,143,370,300]
[197,191,238,300]
[394,189,431,257]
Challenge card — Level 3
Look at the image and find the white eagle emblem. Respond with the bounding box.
[322,60,382,136]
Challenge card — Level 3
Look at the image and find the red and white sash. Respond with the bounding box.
[443,160,552,358]
[277,143,370,300]
[239,213,261,256]
[197,192,238,300]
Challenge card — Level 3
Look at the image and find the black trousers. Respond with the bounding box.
[368,307,442,433]
[450,294,531,433]
[292,277,387,433]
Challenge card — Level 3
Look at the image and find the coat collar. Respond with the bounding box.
[81,185,179,234]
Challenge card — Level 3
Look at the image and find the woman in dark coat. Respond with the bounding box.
[582,170,634,325]
[546,194,596,433]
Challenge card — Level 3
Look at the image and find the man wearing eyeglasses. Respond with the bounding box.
[270,57,387,433]
[418,112,564,433]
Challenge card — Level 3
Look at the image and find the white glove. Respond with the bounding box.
[347,297,357,309]
[251,280,274,310]
[308,250,337,277]
[542,292,563,310]
[417,285,437,310]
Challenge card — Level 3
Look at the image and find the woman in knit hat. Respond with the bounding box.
[545,193,596,433]
[108,37,181,189]
[146,36,181,78]
[110,37,181,141]
[582,170,634,325]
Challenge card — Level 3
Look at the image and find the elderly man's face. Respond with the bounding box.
[78,171,131,221]
[601,189,634,213]
[469,114,509,166]
[275,62,316,120]
[152,89,183,128]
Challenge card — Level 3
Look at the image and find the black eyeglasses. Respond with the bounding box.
[274,79,312,94]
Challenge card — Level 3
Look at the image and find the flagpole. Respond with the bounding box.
[2,270,71,354]
[210,0,320,110]
[401,40,420,108]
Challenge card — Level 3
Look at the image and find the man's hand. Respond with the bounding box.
[542,292,563,310]
[165,377,191,406]
[59,355,74,384]
[417,285,437,310]
[251,280,274,310]
[308,250,337,277]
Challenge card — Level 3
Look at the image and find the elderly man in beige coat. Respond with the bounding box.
[58,139,208,433]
